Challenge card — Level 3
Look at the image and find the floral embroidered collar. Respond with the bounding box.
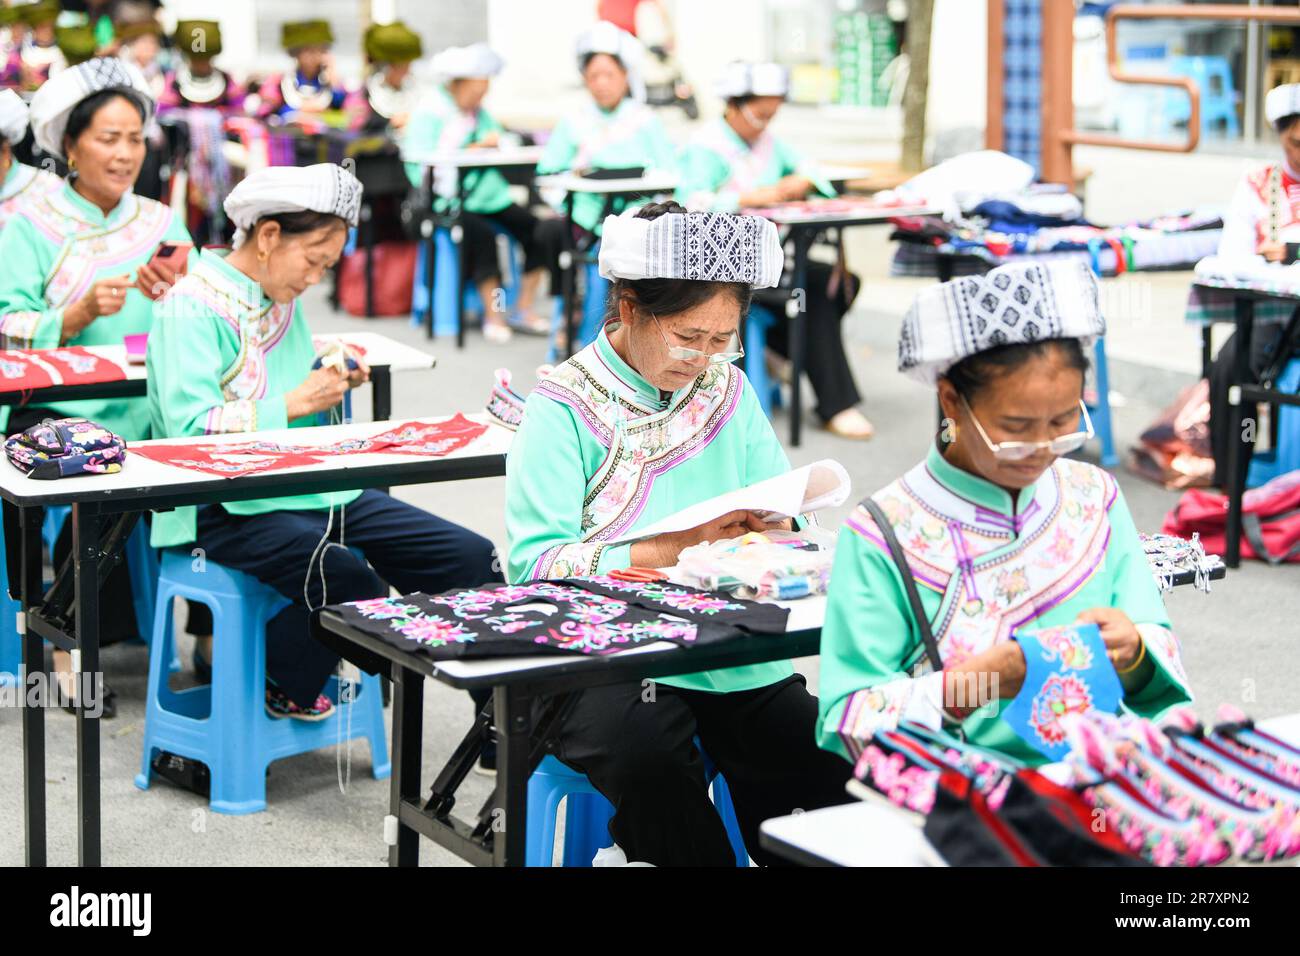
[50,180,138,229]
[926,443,1044,522]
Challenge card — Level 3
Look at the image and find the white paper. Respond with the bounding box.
[616,459,851,543]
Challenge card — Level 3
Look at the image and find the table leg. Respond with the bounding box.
[71,503,101,866]
[1224,295,1254,569]
[455,174,467,351]
[363,206,375,319]
[370,366,392,423]
[423,168,436,341]
[1201,323,1214,380]
[561,192,576,360]
[20,505,45,867]
[388,665,423,867]
[492,684,532,867]
[789,232,810,448]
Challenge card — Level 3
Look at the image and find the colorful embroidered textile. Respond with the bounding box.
[818,444,1191,768]
[134,414,488,478]
[325,575,788,662]
[484,367,525,430]
[0,346,127,394]
[1001,623,1123,762]
[0,161,63,231]
[4,416,126,479]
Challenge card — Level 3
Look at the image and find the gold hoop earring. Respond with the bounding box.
[257,250,269,263]
[67,157,76,172]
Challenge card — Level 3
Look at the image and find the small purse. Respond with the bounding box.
[4,417,127,479]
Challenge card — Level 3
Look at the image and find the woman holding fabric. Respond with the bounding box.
[677,62,872,440]
[358,21,421,135]
[0,89,62,229]
[148,163,500,720]
[403,43,552,343]
[0,57,193,715]
[818,261,1192,767]
[505,202,852,866]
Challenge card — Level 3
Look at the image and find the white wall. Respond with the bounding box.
[925,0,986,141]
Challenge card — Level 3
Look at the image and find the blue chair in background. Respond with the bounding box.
[526,747,749,867]
[135,549,389,814]
[742,304,783,419]
[1089,338,1119,468]
[411,223,523,337]
[1247,357,1300,489]
[1166,55,1240,139]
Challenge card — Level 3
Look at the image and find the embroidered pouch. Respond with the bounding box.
[485,367,526,430]
[4,418,127,479]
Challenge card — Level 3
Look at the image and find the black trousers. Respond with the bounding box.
[753,260,863,421]
[195,489,500,706]
[461,203,560,288]
[551,673,853,866]
[1209,316,1300,487]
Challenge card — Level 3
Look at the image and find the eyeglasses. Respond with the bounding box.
[652,313,745,365]
[962,396,1095,462]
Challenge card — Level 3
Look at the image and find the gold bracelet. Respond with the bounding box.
[1116,639,1147,675]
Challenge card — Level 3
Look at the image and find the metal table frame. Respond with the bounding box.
[6,430,507,866]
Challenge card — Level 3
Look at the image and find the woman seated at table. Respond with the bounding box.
[148,163,499,721]
[506,202,852,866]
[676,62,872,440]
[403,43,553,343]
[535,20,675,333]
[0,58,193,716]
[358,21,421,135]
[1206,82,1300,487]
[818,261,1192,766]
[253,20,349,122]
[0,89,62,229]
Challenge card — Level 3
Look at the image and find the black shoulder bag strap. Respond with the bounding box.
[861,497,944,671]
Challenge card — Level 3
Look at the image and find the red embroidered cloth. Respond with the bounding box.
[0,347,128,394]
[133,414,489,478]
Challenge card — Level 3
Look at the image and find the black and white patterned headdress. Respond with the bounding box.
[598,208,783,288]
[29,57,155,160]
[224,163,363,248]
[898,260,1105,385]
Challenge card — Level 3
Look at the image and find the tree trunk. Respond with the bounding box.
[901,0,935,173]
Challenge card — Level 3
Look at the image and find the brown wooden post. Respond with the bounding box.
[1040,0,1075,185]
[986,0,1004,152]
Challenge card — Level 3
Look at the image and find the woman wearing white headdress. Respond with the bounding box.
[403,43,552,343]
[677,61,872,440]
[506,202,853,866]
[146,163,500,721]
[0,57,194,715]
[0,89,61,230]
[819,260,1190,768]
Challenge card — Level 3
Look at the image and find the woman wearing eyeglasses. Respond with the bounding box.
[505,201,853,866]
[817,261,1191,766]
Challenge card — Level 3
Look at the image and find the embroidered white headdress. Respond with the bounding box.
[0,90,29,146]
[29,56,155,160]
[898,260,1105,385]
[715,61,789,100]
[575,21,646,102]
[1266,83,1300,126]
[598,207,784,287]
[431,43,505,81]
[224,163,363,248]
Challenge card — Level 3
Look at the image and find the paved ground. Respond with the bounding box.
[2,145,1298,866]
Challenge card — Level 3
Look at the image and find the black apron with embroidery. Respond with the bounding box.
[318,576,791,663]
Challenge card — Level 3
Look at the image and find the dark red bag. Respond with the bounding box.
[338,241,418,318]
[1162,469,1300,564]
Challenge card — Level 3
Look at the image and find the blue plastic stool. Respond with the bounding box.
[134,550,390,814]
[1247,357,1300,488]
[411,223,522,337]
[1089,337,1118,468]
[1166,56,1240,139]
[742,304,783,418]
[526,748,749,867]
[577,259,610,349]
[0,531,20,685]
